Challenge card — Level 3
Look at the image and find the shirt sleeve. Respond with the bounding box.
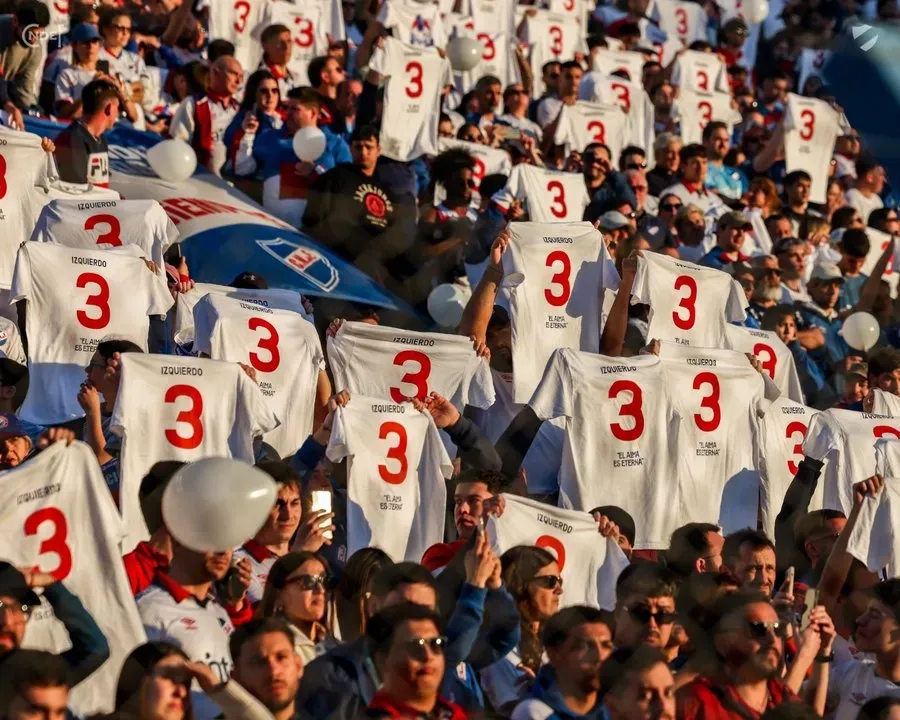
[462,355,496,410]
[630,252,652,306]
[8,245,32,305]
[367,39,392,77]
[528,349,574,420]
[190,296,215,357]
[725,276,750,321]
[238,368,279,437]
[169,97,195,143]
[324,404,351,462]
[145,270,175,317]
[801,411,838,462]
[55,70,76,104]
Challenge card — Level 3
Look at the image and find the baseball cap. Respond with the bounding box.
[717,211,752,232]
[722,17,748,36]
[0,414,29,441]
[230,272,268,290]
[809,262,845,283]
[0,562,39,606]
[772,237,805,255]
[846,361,869,380]
[70,23,101,43]
[597,210,631,230]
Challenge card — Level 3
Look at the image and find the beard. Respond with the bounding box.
[753,284,782,303]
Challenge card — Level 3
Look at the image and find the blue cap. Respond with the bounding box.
[70,23,101,43]
[0,413,29,440]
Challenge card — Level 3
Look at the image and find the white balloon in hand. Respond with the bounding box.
[840,311,880,351]
[448,36,482,72]
[162,458,278,552]
[743,0,769,24]
[146,139,197,181]
[293,126,327,162]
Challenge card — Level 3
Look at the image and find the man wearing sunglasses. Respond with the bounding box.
[612,563,679,654]
[699,211,752,270]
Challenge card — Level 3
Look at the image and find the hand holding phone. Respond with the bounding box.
[310,490,333,540]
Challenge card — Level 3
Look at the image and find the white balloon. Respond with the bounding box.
[447,36,482,72]
[146,139,197,181]
[744,0,769,24]
[293,126,327,162]
[427,282,472,327]
[162,458,278,552]
[840,311,880,351]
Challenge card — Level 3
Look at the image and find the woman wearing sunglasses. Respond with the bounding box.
[224,69,283,179]
[480,546,563,714]
[258,551,335,664]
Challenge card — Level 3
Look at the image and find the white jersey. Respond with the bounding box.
[523,11,585,97]
[327,321,495,410]
[55,67,98,106]
[671,50,729,94]
[377,0,447,48]
[552,101,629,164]
[784,93,843,204]
[326,397,451,561]
[209,0,267,71]
[257,1,330,85]
[502,221,619,402]
[590,49,646,87]
[232,540,277,605]
[9,243,173,425]
[99,46,150,88]
[369,38,452,162]
[136,574,234,720]
[846,188,884,225]
[487,494,630,609]
[631,252,748,348]
[757,397,822,539]
[9,442,145,715]
[802,409,900,516]
[111,354,279,551]
[169,95,238,176]
[30,198,178,269]
[579,74,654,158]
[826,659,900,720]
[655,0,708,44]
[504,164,590,222]
[725,325,804,403]
[847,440,900,577]
[673,89,742,146]
[860,228,898,298]
[528,349,690,549]
[872,389,900,418]
[466,0,518,35]
[192,293,324,458]
[795,49,832,94]
[437,138,512,189]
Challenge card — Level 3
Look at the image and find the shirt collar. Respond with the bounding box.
[206,91,235,107]
[242,538,275,563]
[682,181,706,195]
[154,569,211,606]
[264,60,287,80]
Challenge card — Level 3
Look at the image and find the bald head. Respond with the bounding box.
[211,55,243,96]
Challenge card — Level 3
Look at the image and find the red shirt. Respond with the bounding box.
[678,676,800,720]
[123,541,169,595]
[421,539,466,572]
[367,690,469,720]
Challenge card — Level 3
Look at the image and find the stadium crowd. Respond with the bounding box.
[3,0,900,718]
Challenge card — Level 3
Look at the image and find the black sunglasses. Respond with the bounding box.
[628,605,677,625]
[747,621,789,640]
[626,162,648,170]
[285,573,328,591]
[531,575,563,590]
[660,203,682,211]
[402,636,447,660]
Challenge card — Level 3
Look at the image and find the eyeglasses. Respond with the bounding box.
[530,575,563,590]
[746,621,789,640]
[660,203,682,212]
[630,185,648,192]
[626,162,648,170]
[285,574,327,591]
[0,599,32,616]
[259,88,279,95]
[627,605,677,625]
[110,24,132,33]
[401,636,447,660]
[624,211,637,219]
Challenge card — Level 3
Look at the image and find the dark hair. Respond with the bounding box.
[560,60,583,72]
[869,207,897,232]
[287,86,321,108]
[872,578,900,618]
[115,641,188,712]
[666,523,721,577]
[542,60,561,74]
[856,154,882,178]
[336,547,393,641]
[501,546,558,673]
[783,170,812,187]
[257,551,330,620]
[351,123,379,145]
[307,55,330,87]
[618,145,646,171]
[0,650,69,710]
[761,305,796,333]
[371,562,437,602]
[599,646,669,699]
[98,7,129,30]
[0,359,28,410]
[255,459,302,493]
[584,142,612,159]
[229,617,296,663]
[208,39,236,62]
[831,206,860,229]
[858,695,900,720]
[793,509,846,559]
[15,0,50,29]
[839,228,871,258]
[675,571,740,652]
[615,562,679,603]
[139,461,185,534]
[431,148,476,185]
[261,23,290,45]
[480,173,508,202]
[680,143,707,163]
[71,4,97,25]
[455,468,507,495]
[475,74,502,90]
[365,602,442,657]
[590,506,636,547]
[722,529,776,571]
[82,79,121,117]
[97,338,143,360]
[542,605,609,649]
[455,122,482,141]
[701,121,729,144]
[240,69,279,112]
[868,347,900,378]
[707,589,773,635]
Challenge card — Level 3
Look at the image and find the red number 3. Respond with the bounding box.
[799,109,816,141]
[390,350,431,402]
[76,272,111,330]
[544,250,571,306]
[378,421,408,484]
[547,181,568,219]
[24,508,72,581]
[609,379,644,441]
[405,61,423,99]
[84,214,122,246]
[672,275,697,330]
[165,384,204,450]
[248,317,280,373]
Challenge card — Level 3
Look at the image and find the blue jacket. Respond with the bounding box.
[699,246,748,270]
[43,581,110,687]
[223,109,282,169]
[583,171,637,222]
[512,666,609,720]
[253,125,351,181]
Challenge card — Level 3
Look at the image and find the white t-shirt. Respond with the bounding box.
[232,540,277,606]
[872,389,900,417]
[631,252,748,347]
[111,353,279,551]
[579,73,654,157]
[437,138,512,189]
[257,0,331,85]
[169,95,238,176]
[467,0,518,35]
[10,242,173,425]
[846,187,885,224]
[795,48,832,95]
[192,292,324,458]
[327,321,495,410]
[673,89,743,146]
[522,11,585,97]
[860,227,898,298]
[502,221,619,402]
[30,198,178,269]
[503,164,590,223]
[590,48,646,86]
[326,397,452,561]
[725,324,805,403]
[487,494,630,608]
[826,658,900,720]
[209,0,266,71]
[658,342,765,536]
[802,408,900,515]
[369,37,452,161]
[528,349,690,549]
[55,66,97,105]
[757,396,822,539]
[377,0,447,48]
[671,50,729,94]
[847,442,900,576]
[655,0,708,45]
[8,442,146,716]
[784,93,843,204]
[100,46,150,87]
[552,100,629,164]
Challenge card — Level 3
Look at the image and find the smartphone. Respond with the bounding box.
[221,560,245,601]
[785,566,795,598]
[801,588,820,631]
[96,59,110,74]
[310,490,333,540]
